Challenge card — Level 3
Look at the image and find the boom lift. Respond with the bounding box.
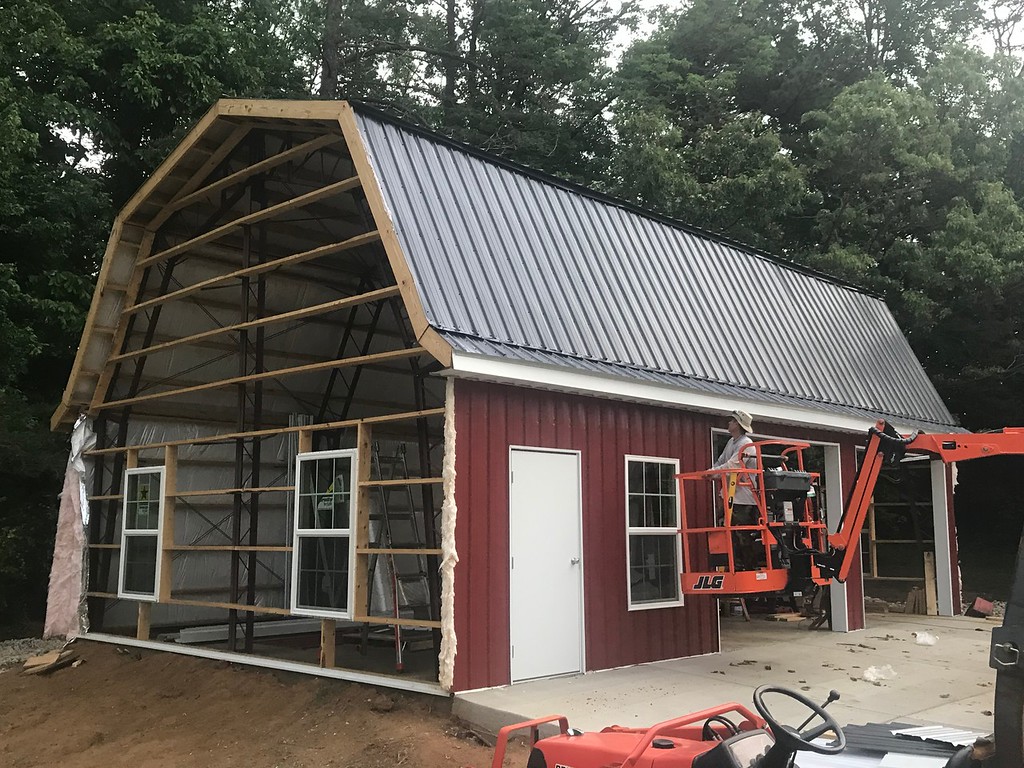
[678,421,1024,601]
[489,421,1024,768]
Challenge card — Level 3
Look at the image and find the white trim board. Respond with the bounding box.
[80,632,446,696]
[448,352,925,436]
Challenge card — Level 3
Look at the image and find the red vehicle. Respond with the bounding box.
[491,685,846,768]
[491,421,1024,767]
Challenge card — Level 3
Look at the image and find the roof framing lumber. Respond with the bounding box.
[85,406,445,455]
[108,285,401,365]
[125,230,381,316]
[336,103,452,368]
[138,175,362,269]
[151,123,253,228]
[96,346,428,410]
[160,132,345,219]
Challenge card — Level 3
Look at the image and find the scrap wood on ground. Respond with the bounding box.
[22,647,78,675]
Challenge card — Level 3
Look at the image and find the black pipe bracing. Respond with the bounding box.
[230,134,267,652]
[316,274,372,423]
[337,290,386,422]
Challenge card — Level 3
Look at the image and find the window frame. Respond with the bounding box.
[624,454,684,611]
[290,448,358,620]
[117,466,165,601]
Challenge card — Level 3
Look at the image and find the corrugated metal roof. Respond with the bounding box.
[352,108,956,428]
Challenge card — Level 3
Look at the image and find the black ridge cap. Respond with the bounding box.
[347,99,882,301]
[440,331,961,430]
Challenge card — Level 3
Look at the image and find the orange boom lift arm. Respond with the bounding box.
[816,421,1024,584]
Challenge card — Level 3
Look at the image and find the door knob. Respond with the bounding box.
[570,557,580,565]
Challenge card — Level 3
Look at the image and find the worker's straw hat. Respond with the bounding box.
[732,410,753,433]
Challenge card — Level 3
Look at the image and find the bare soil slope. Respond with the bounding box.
[0,641,525,768]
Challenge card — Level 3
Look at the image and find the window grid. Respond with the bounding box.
[118,466,164,601]
[291,449,356,619]
[625,456,682,610]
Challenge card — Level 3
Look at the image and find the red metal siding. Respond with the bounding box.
[451,380,932,689]
[453,380,720,691]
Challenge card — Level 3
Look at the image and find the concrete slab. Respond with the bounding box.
[453,613,1000,737]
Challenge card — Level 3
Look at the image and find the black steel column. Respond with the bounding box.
[229,135,266,652]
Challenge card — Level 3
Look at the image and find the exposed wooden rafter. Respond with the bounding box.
[109,285,402,365]
[159,132,344,219]
[139,175,362,269]
[96,346,428,411]
[125,230,381,316]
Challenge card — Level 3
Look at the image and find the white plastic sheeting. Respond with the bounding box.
[94,417,295,629]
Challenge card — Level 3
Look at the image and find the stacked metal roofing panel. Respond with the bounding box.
[352,108,957,429]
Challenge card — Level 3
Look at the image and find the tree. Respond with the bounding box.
[0,0,307,625]
[607,2,813,250]
[306,0,638,183]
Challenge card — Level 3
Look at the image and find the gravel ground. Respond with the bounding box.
[0,637,69,671]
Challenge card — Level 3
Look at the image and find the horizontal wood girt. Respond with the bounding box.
[108,285,401,365]
[96,347,428,411]
[138,175,362,269]
[125,231,381,316]
[174,486,294,498]
[85,406,445,456]
[168,545,293,552]
[167,597,292,616]
[161,133,345,217]
[358,477,443,487]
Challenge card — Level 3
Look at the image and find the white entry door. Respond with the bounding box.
[509,448,584,682]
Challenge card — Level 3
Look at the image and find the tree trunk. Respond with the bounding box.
[441,0,458,123]
[320,0,343,98]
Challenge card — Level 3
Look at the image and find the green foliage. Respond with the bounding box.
[0,0,307,621]
[303,0,638,182]
[0,390,67,621]
[610,0,1024,432]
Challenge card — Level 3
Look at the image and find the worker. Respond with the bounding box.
[711,410,762,568]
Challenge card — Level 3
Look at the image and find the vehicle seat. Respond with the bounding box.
[692,730,775,768]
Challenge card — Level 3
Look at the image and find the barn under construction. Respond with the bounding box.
[50,99,962,695]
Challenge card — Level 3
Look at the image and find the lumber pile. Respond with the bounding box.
[764,613,805,622]
[904,587,927,614]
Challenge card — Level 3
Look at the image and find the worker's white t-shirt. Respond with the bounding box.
[712,434,757,507]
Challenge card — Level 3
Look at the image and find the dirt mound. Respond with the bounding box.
[0,640,526,768]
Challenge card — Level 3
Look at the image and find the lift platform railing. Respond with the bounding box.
[677,439,830,597]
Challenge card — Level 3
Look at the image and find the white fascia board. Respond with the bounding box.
[449,352,914,436]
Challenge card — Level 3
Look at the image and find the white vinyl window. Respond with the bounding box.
[118,467,165,601]
[625,456,683,609]
[290,449,357,619]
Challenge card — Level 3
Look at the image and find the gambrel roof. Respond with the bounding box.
[353,108,955,430]
[54,100,956,432]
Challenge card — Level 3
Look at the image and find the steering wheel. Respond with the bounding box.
[752,685,846,762]
[701,714,740,741]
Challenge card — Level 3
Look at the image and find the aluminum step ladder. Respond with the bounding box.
[364,442,433,670]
